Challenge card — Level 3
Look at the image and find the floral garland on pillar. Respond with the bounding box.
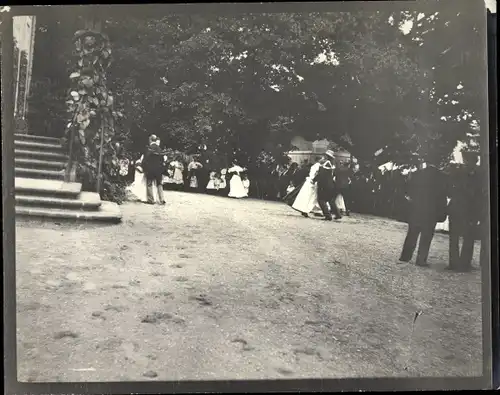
[63,29,124,200]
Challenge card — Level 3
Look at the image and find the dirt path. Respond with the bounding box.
[15,191,483,382]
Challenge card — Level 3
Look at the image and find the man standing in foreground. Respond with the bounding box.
[398,161,448,267]
[447,152,483,272]
[142,135,166,205]
[314,150,342,221]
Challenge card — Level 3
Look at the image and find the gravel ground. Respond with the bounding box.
[16,191,483,382]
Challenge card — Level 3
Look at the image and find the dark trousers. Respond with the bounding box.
[318,189,341,220]
[449,216,476,271]
[400,221,437,264]
[146,173,165,204]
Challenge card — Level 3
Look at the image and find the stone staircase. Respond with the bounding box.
[14,133,122,223]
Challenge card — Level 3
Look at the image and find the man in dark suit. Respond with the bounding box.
[314,150,342,221]
[447,152,484,272]
[334,161,353,216]
[399,162,448,267]
[142,135,166,205]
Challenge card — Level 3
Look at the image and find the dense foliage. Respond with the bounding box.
[24,1,488,202]
[105,3,486,167]
[63,28,127,202]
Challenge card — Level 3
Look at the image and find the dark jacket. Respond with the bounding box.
[142,145,165,178]
[314,162,336,199]
[335,166,352,189]
[406,166,448,225]
[448,165,484,229]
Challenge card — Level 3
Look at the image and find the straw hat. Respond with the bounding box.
[324,150,335,159]
[148,134,159,145]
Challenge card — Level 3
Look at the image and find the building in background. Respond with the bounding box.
[287,136,352,165]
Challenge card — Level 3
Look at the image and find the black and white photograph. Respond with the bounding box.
[1,0,496,391]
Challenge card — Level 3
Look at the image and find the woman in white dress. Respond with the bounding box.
[206,171,219,195]
[187,157,204,192]
[227,161,247,198]
[165,156,185,191]
[291,160,321,217]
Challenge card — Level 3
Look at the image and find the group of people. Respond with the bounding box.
[280,148,486,273]
[397,152,488,272]
[125,134,487,273]
[283,150,352,221]
[127,135,251,204]
[165,161,250,199]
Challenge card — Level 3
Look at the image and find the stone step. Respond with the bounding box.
[15,157,67,170]
[16,201,122,223]
[15,177,82,197]
[15,139,64,152]
[15,148,68,161]
[14,133,62,144]
[15,167,65,180]
[16,191,102,210]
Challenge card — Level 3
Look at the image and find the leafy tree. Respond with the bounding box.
[106,12,425,164]
[26,3,488,198]
[380,0,487,167]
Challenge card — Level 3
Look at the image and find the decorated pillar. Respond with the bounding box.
[64,15,122,192]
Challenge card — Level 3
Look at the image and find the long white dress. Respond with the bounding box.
[228,165,247,198]
[164,161,185,185]
[127,170,159,202]
[292,162,320,214]
[206,172,218,190]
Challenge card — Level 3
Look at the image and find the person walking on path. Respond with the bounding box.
[126,154,154,203]
[288,158,321,217]
[142,135,166,205]
[398,162,448,267]
[313,150,342,221]
[283,161,312,207]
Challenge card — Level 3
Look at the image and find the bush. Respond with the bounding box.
[76,160,128,204]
